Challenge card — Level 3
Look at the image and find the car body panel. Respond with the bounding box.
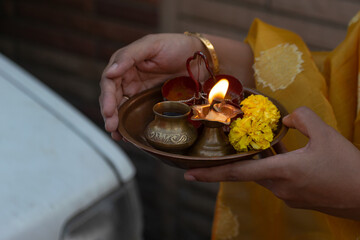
[0,54,137,240]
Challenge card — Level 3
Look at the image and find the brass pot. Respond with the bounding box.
[188,120,236,157]
[145,101,197,153]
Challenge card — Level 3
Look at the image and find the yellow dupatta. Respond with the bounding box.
[212,12,360,240]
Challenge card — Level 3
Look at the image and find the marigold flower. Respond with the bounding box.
[229,116,274,152]
[229,94,280,152]
[241,94,280,131]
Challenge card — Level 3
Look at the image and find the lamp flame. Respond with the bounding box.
[208,79,229,104]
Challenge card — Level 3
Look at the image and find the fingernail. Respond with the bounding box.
[184,173,197,181]
[107,63,118,73]
[282,115,289,121]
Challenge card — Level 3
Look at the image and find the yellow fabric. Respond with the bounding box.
[212,13,360,240]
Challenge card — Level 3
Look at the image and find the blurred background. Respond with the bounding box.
[0,0,358,239]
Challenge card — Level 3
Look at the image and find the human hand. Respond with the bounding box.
[184,107,360,220]
[99,33,206,140]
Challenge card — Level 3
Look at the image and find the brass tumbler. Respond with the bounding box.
[145,101,197,153]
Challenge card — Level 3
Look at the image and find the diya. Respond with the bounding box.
[188,79,241,157]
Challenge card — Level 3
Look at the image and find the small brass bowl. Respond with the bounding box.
[144,101,197,153]
[118,87,288,169]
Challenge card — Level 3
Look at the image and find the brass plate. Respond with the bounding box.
[118,87,288,169]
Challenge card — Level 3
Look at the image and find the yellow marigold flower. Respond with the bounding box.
[241,94,280,131]
[229,94,280,152]
[229,116,274,152]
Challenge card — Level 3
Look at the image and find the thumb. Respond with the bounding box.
[105,36,160,78]
[282,106,327,139]
[105,52,136,79]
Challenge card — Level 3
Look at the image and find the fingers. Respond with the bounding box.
[104,110,119,133]
[100,35,159,137]
[184,155,284,182]
[111,131,123,141]
[105,55,136,79]
[282,106,330,139]
[99,72,124,136]
[105,35,160,78]
[99,78,118,116]
[105,62,119,77]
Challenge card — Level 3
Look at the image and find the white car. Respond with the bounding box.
[0,54,143,240]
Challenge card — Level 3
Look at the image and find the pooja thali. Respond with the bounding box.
[117,87,288,169]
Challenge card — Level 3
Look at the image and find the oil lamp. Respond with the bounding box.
[188,79,242,157]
